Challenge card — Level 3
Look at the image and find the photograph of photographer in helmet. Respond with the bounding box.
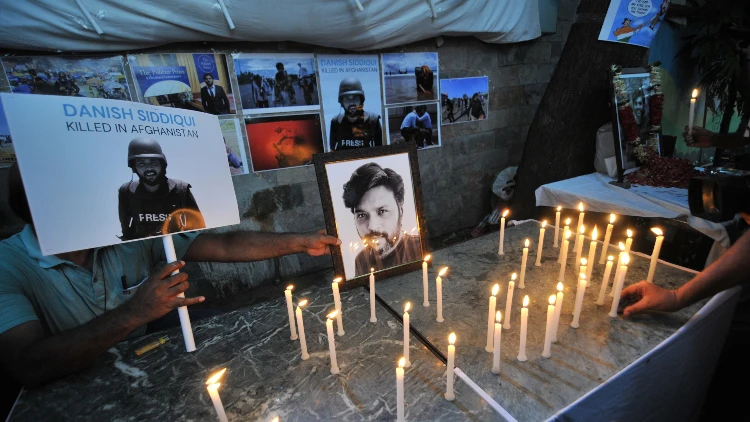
[317,55,384,152]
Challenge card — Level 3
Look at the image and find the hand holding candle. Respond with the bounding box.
[332,278,345,336]
[403,303,412,367]
[596,256,614,305]
[647,228,664,283]
[369,268,377,323]
[609,254,630,317]
[498,209,509,255]
[206,368,229,422]
[519,239,529,289]
[552,282,563,343]
[436,267,448,322]
[517,295,529,361]
[491,311,502,374]
[326,310,340,374]
[554,206,561,248]
[396,357,406,422]
[486,284,500,352]
[542,295,556,358]
[284,285,298,340]
[422,255,431,307]
[536,221,547,266]
[295,299,309,360]
[599,214,616,264]
[445,333,456,401]
[503,273,516,329]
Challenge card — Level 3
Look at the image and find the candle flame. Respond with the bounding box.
[523,295,529,307]
[651,227,663,236]
[298,299,308,307]
[206,368,227,385]
[524,239,530,248]
[511,272,517,281]
[272,417,279,422]
[592,226,598,240]
[349,241,353,248]
[578,202,584,212]
[438,267,448,277]
[371,267,374,273]
[327,310,338,319]
[581,258,587,266]
[449,332,456,345]
[491,284,500,296]
[557,206,562,211]
[502,209,509,217]
[549,295,556,305]
[580,273,586,280]
[286,285,294,291]
[542,220,547,228]
[691,88,698,99]
[333,277,342,284]
[621,254,630,265]
[405,302,411,313]
[399,357,406,368]
[411,227,417,233]
[565,218,571,225]
[627,229,633,238]
[579,225,585,234]
[608,255,614,261]
[619,242,625,251]
[610,214,616,224]
[565,229,571,239]
[496,311,502,323]
[424,254,431,262]
[557,282,563,292]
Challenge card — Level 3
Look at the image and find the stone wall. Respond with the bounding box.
[0,0,578,296]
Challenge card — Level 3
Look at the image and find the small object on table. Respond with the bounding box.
[445,333,456,401]
[326,310,340,374]
[135,335,169,356]
[295,300,310,360]
[284,285,298,340]
[498,209,509,255]
[552,282,563,343]
[369,268,377,323]
[436,267,448,322]
[486,284,500,352]
[574,225,585,275]
[609,254,631,318]
[554,206,561,248]
[517,295,529,362]
[585,226,598,281]
[403,302,412,367]
[396,357,406,422]
[422,254,431,307]
[503,273,517,329]
[535,221,547,266]
[599,214,616,264]
[571,273,587,329]
[542,295,556,358]
[596,256,615,305]
[491,311,502,374]
[519,239,530,289]
[558,229,571,282]
[332,277,345,336]
[647,228,665,283]
[558,218,571,263]
[206,368,229,422]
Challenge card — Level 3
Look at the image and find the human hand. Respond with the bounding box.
[298,229,342,256]
[683,125,716,148]
[124,261,204,326]
[619,280,681,317]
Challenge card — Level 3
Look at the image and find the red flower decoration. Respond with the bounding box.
[649,94,664,126]
[618,106,639,144]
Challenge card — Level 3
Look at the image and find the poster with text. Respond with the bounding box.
[245,113,324,172]
[598,0,669,48]
[129,53,236,115]
[1,55,131,100]
[385,103,441,149]
[440,76,489,125]
[317,54,383,152]
[0,93,240,255]
[221,118,250,176]
[382,52,439,105]
[234,53,319,115]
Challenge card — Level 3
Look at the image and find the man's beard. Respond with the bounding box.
[346,105,363,118]
[139,170,165,186]
[363,219,403,257]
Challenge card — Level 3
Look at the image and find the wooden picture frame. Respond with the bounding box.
[313,142,429,287]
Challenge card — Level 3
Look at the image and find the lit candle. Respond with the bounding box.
[573,202,584,258]
[445,333,456,401]
[331,278,345,336]
[491,311,502,374]
[572,259,586,317]
[552,282,563,343]
[554,206,561,248]
[574,225,585,274]
[624,229,634,255]
[559,218,571,263]
[610,242,626,298]
[503,273,516,329]
[403,303,412,367]
[326,310,340,374]
[295,299,309,360]
[585,226,598,281]
[206,368,229,422]
[422,255,431,307]
[571,273,587,328]
[396,357,406,422]
[517,295,529,361]
[609,254,630,317]
[536,221,547,266]
[542,295,556,358]
[284,285,298,340]
[596,256,615,305]
[688,88,698,131]
[647,228,665,283]
[436,267,448,322]
[558,229,571,282]
[486,284,500,352]
[498,209,509,255]
[519,239,530,289]
[599,214,616,264]
[369,268,377,323]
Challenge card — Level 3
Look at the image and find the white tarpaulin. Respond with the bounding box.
[0,0,541,53]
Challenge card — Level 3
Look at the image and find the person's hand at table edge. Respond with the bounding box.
[619,281,682,317]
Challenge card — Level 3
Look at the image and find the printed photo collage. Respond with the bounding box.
[0,52,487,173]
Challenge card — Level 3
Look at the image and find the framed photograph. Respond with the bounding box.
[220,118,250,176]
[0,100,12,167]
[233,53,319,115]
[385,103,441,149]
[440,76,489,125]
[381,52,439,105]
[129,53,237,115]
[244,113,325,172]
[313,143,429,283]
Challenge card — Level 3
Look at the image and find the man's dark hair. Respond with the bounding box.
[415,105,427,113]
[276,62,284,70]
[203,73,213,80]
[8,163,32,224]
[343,163,405,211]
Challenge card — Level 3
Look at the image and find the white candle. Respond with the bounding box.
[295,300,309,360]
[571,258,587,317]
[491,311,502,374]
[624,229,633,255]
[570,274,587,328]
[284,285,298,340]
[572,202,584,258]
[503,273,516,329]
[332,278,345,336]
[574,225,585,274]
[517,295,529,362]
[552,282,563,343]
[206,368,228,422]
[554,206,561,248]
[436,267,448,322]
[498,209,509,255]
[599,214,616,264]
[688,88,698,131]
[596,256,615,305]
[403,303,412,367]
[558,218,571,263]
[647,228,665,283]
[519,239,530,289]
[609,254,630,317]
[536,221,547,266]
[610,243,626,297]
[396,357,406,422]
[485,284,500,352]
[585,226,598,281]
[558,230,571,282]
[422,255,431,307]
[542,295,556,358]
[445,333,456,401]
[369,268,377,323]
[162,236,196,353]
[326,310,340,374]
